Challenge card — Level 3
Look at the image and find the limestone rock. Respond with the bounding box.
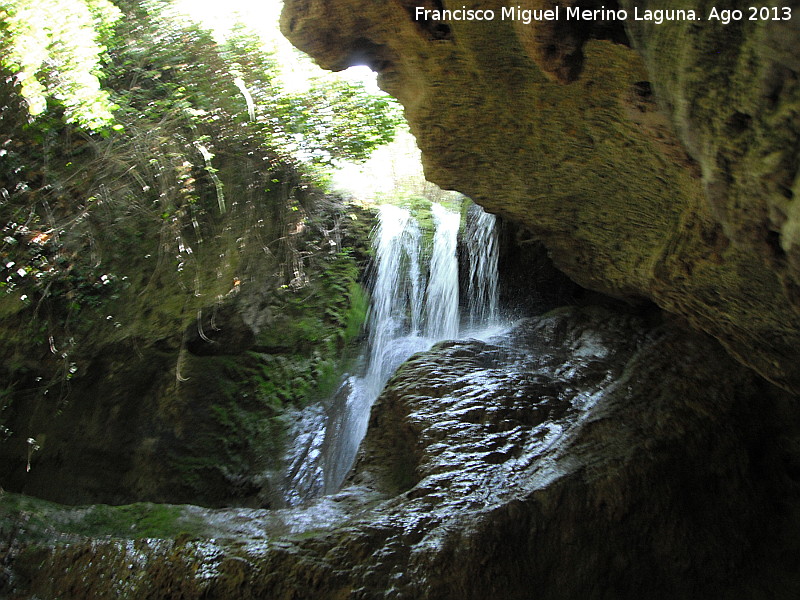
[281,0,800,393]
[8,306,798,598]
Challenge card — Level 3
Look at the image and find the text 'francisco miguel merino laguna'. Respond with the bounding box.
[415,5,793,25]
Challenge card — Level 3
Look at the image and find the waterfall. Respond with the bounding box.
[465,203,499,328]
[283,200,503,504]
[363,204,424,394]
[318,205,430,494]
[286,204,431,500]
[425,203,460,340]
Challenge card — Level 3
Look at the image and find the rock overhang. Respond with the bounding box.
[281,0,800,393]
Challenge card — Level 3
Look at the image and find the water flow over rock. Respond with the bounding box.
[320,205,428,496]
[364,204,424,393]
[424,203,460,340]
[15,306,798,600]
[284,201,502,504]
[465,202,499,328]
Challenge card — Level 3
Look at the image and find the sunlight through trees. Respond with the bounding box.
[0,0,122,130]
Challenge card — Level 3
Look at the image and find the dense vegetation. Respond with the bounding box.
[0,0,401,506]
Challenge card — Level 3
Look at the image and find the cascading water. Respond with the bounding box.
[425,203,461,340]
[282,200,502,505]
[319,205,430,494]
[363,204,424,394]
[465,202,500,328]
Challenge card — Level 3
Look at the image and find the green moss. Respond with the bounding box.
[143,236,374,505]
[163,355,289,502]
[59,503,206,539]
[0,493,210,541]
[157,250,372,502]
[313,358,339,400]
[342,281,369,345]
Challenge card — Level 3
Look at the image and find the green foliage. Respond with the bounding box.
[342,280,369,345]
[0,0,382,504]
[1,0,402,154]
[102,2,401,168]
[0,0,121,130]
[250,248,369,405]
[165,348,315,501]
[281,76,404,165]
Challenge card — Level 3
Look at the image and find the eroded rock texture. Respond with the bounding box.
[281,0,800,393]
[9,307,799,599]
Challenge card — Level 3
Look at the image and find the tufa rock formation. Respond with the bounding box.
[7,306,799,598]
[281,0,800,393]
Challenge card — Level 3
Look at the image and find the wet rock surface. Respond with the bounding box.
[5,305,799,599]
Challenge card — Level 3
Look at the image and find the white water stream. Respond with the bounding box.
[282,201,503,505]
[465,202,500,328]
[424,203,461,340]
